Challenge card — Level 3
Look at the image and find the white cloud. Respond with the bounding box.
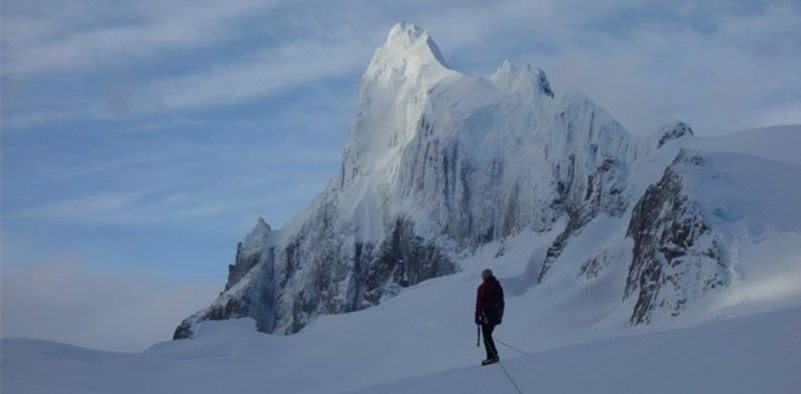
[503,0,801,135]
[148,39,374,110]
[13,191,260,226]
[4,0,799,134]
[0,256,223,352]
[9,158,339,228]
[757,100,801,128]
[2,0,284,76]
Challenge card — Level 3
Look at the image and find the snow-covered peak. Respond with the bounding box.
[222,217,274,292]
[344,24,458,191]
[383,22,448,68]
[362,23,452,90]
[242,217,271,256]
[655,121,694,147]
[490,59,554,98]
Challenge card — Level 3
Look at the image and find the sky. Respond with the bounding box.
[2,0,800,352]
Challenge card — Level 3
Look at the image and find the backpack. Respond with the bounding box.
[481,280,504,325]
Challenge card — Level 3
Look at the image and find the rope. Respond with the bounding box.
[482,329,525,394]
[495,338,532,356]
[496,360,524,394]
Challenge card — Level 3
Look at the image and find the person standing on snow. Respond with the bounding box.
[475,268,505,366]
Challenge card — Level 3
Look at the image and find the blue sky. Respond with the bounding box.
[2,0,800,351]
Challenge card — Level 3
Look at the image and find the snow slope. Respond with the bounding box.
[348,305,801,394]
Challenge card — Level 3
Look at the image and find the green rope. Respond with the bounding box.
[482,329,525,394]
[495,338,532,356]
[497,360,525,394]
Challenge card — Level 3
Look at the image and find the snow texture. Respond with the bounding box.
[347,305,801,394]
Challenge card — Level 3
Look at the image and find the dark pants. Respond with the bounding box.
[482,323,499,360]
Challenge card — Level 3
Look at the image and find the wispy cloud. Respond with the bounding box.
[462,0,801,134]
[10,180,325,227]
[8,147,340,228]
[4,0,799,133]
[148,39,373,110]
[2,0,284,76]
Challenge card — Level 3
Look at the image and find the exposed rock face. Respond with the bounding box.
[226,217,273,291]
[624,150,729,325]
[360,218,457,304]
[538,157,629,282]
[578,249,624,280]
[656,121,694,148]
[175,215,457,339]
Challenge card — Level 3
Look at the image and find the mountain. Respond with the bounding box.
[173,23,800,340]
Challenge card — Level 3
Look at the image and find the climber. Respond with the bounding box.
[475,268,505,366]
